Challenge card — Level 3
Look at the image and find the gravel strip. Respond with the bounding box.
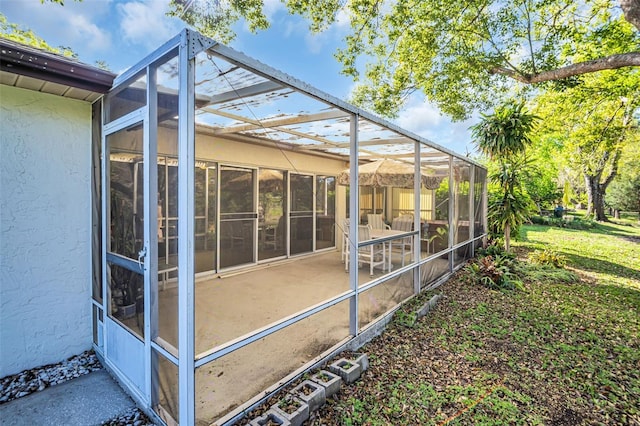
[0,350,102,404]
[101,407,155,426]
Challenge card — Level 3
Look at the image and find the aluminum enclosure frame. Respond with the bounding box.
[96,29,488,426]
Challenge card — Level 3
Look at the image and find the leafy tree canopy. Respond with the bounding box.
[171,0,640,119]
[605,134,640,213]
[0,13,76,57]
[532,68,639,219]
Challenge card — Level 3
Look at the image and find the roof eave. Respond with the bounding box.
[0,38,116,93]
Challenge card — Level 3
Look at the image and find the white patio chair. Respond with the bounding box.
[391,216,413,267]
[263,216,284,250]
[341,219,350,264]
[367,213,390,230]
[345,225,385,276]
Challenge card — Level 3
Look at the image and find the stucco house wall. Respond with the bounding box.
[0,85,93,377]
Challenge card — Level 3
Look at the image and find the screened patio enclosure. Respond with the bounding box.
[93,29,487,425]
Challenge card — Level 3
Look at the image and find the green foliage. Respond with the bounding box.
[0,14,76,57]
[605,141,640,214]
[562,181,572,208]
[528,249,567,268]
[487,171,535,241]
[168,0,269,43]
[319,223,639,426]
[464,255,524,291]
[477,241,516,260]
[607,175,640,213]
[516,262,579,284]
[475,103,539,251]
[533,69,639,221]
[521,152,562,211]
[530,215,596,229]
[394,310,417,328]
[167,1,640,120]
[471,102,539,160]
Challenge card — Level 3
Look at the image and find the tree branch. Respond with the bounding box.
[602,148,622,188]
[490,52,640,83]
[524,1,537,75]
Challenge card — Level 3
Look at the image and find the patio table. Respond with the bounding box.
[369,229,413,272]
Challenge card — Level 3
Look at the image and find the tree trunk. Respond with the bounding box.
[620,0,640,31]
[593,186,608,221]
[504,223,511,252]
[584,174,609,221]
[585,174,595,217]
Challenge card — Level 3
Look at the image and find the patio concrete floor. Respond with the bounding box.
[128,248,450,424]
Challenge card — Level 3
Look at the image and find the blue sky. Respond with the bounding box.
[1,0,477,155]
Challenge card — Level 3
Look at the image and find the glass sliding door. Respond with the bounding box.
[157,160,178,273]
[359,187,386,224]
[193,164,217,274]
[290,173,314,255]
[258,169,286,260]
[194,165,217,273]
[315,176,335,250]
[219,166,256,268]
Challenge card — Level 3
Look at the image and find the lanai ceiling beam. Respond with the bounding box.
[201,107,344,147]
[213,109,350,134]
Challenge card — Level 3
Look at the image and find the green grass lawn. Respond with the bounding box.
[312,221,640,425]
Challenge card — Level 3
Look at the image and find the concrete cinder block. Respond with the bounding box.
[249,409,292,426]
[416,294,443,318]
[270,396,309,426]
[351,353,369,372]
[293,380,325,413]
[329,358,361,384]
[310,370,342,399]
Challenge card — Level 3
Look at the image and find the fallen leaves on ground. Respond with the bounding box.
[308,235,640,425]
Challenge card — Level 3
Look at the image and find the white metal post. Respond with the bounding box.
[178,30,196,426]
[448,156,455,272]
[100,99,109,354]
[286,172,291,257]
[483,170,489,247]
[413,141,421,294]
[348,114,359,336]
[312,176,316,252]
[146,62,159,406]
[469,165,475,258]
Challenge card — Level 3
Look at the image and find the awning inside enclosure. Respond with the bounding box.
[336,158,445,189]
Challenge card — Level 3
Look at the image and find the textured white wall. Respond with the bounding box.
[0,85,92,377]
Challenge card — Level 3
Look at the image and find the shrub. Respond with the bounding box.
[464,255,523,291]
[477,241,516,260]
[528,249,566,268]
[517,263,579,284]
[528,215,595,230]
[394,310,417,327]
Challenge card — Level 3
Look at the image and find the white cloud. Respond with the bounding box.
[1,0,113,54]
[67,14,111,52]
[262,0,286,22]
[396,100,444,135]
[118,1,182,49]
[334,7,351,29]
[392,96,477,155]
[304,32,326,55]
[282,17,305,39]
